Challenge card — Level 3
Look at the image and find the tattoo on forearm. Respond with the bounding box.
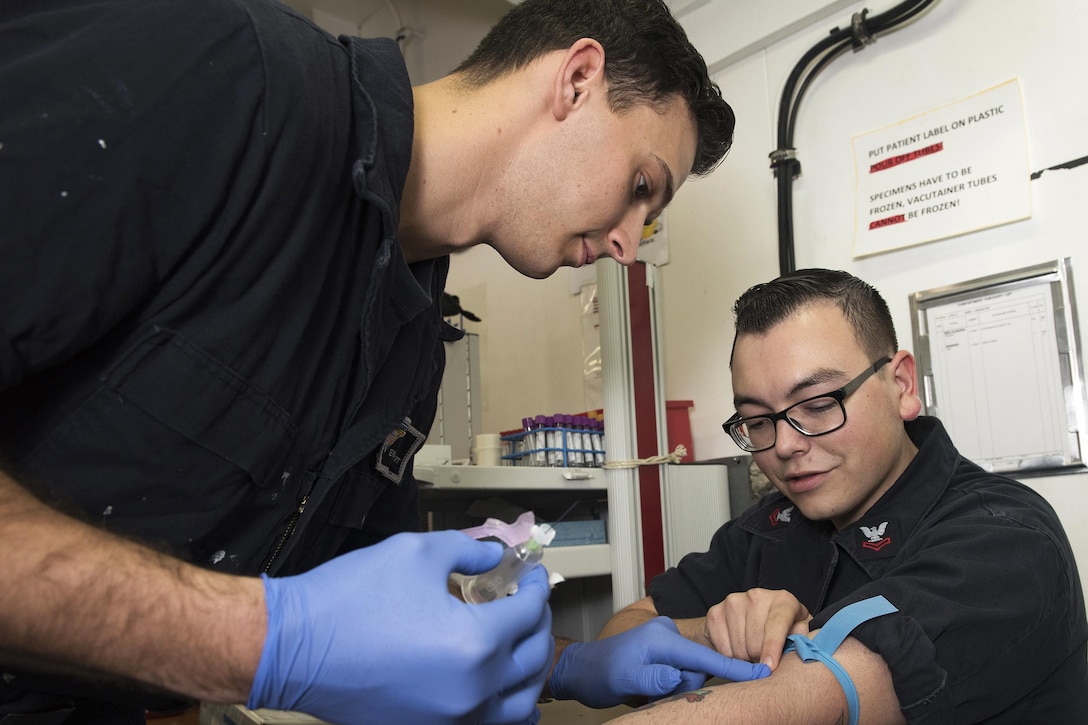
[638,689,714,710]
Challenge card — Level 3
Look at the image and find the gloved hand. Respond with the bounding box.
[547,616,770,708]
[248,530,554,725]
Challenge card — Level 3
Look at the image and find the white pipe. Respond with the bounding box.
[596,259,645,611]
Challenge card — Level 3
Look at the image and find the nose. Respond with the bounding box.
[605,210,646,266]
[773,417,810,457]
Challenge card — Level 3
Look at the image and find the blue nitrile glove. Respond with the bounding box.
[248,530,553,725]
[547,616,770,708]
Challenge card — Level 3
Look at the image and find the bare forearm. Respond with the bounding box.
[598,601,710,649]
[0,470,265,703]
[670,617,712,647]
[608,675,842,724]
[597,600,657,639]
[607,637,904,725]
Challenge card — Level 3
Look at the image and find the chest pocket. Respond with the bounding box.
[24,326,298,561]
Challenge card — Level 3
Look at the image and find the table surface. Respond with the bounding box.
[147,707,200,725]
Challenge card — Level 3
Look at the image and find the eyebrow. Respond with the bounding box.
[733,367,847,409]
[654,153,675,211]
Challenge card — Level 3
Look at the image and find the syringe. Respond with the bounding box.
[460,524,553,604]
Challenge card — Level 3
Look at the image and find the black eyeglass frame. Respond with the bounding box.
[722,356,893,452]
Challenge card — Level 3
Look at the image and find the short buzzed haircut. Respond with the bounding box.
[453,0,735,176]
[731,269,898,366]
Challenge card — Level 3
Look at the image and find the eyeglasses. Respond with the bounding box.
[723,357,892,452]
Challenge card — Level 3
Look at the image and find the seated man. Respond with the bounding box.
[548,268,1088,722]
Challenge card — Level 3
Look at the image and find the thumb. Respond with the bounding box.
[441,532,505,576]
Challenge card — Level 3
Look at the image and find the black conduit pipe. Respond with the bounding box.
[771,0,937,276]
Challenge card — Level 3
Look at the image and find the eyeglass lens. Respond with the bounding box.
[731,397,845,451]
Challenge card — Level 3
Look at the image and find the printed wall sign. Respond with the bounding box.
[852,79,1030,258]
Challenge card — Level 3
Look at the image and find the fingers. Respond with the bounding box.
[717,657,771,682]
[669,660,770,696]
[475,564,552,653]
[704,589,810,670]
[668,636,770,683]
[631,617,767,686]
[482,590,553,724]
[482,630,554,723]
[636,664,684,699]
[703,599,741,659]
[497,604,554,692]
[648,624,736,675]
[759,597,810,670]
[672,668,706,696]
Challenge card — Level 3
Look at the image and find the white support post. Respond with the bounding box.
[596,259,645,611]
[645,264,676,568]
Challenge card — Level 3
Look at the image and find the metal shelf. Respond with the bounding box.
[417,464,612,580]
[415,464,607,490]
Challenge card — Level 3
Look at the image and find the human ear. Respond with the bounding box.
[551,38,605,121]
[890,350,923,421]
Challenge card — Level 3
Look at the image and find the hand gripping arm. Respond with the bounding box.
[547,616,770,709]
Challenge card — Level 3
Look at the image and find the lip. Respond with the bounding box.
[582,237,596,266]
[784,469,827,494]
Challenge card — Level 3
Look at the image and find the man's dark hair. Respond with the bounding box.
[731,269,898,365]
[453,0,734,176]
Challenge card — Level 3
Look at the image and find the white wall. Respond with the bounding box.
[300,0,511,84]
[445,246,592,435]
[661,0,1088,595]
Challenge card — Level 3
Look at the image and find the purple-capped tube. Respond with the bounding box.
[518,417,533,466]
[593,418,606,467]
[534,415,548,467]
[569,415,585,467]
[545,415,559,466]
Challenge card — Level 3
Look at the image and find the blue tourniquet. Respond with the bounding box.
[784,595,898,725]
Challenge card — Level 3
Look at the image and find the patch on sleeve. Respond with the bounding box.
[375,417,425,484]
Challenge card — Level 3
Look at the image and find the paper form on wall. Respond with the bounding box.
[851,79,1031,258]
[924,283,1068,471]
